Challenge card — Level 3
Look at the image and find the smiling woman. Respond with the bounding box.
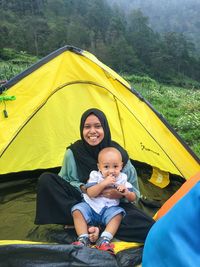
[82,115,104,146]
[34,108,154,245]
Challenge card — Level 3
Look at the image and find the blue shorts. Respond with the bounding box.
[71,202,125,226]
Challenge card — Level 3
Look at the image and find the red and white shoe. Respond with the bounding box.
[96,242,115,255]
[72,236,90,247]
[95,237,115,255]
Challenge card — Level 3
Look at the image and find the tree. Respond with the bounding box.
[163,32,193,74]
[126,9,158,68]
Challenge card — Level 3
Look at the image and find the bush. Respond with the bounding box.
[0,48,38,81]
[170,74,200,89]
[0,62,26,80]
[132,79,200,157]
[0,48,37,63]
[123,74,157,85]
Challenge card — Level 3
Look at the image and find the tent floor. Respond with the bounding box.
[0,166,184,266]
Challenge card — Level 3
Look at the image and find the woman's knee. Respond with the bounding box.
[38,172,58,187]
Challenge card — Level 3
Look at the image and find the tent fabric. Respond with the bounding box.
[0,166,180,266]
[0,45,199,265]
[155,171,200,220]
[0,242,143,267]
[142,181,200,267]
[0,243,119,267]
[0,169,146,267]
[0,165,182,242]
[148,167,170,188]
[0,45,199,178]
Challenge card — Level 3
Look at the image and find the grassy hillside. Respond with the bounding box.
[124,74,200,158]
[0,56,199,158]
[0,49,38,81]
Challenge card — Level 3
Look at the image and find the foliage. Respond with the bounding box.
[123,74,157,85]
[109,0,200,54]
[0,0,200,85]
[169,74,200,89]
[0,48,38,63]
[0,48,38,80]
[131,80,200,157]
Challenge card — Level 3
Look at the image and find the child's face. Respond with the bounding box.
[98,150,123,178]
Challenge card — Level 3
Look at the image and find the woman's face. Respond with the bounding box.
[82,114,104,146]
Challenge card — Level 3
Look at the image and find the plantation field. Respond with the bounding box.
[0,50,38,81]
[125,75,200,158]
[0,59,199,158]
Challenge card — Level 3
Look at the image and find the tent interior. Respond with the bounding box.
[0,46,199,266]
[0,164,185,266]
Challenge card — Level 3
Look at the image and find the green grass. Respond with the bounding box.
[0,48,38,81]
[127,77,200,158]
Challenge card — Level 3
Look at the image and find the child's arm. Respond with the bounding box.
[117,184,136,202]
[122,160,140,199]
[87,174,116,198]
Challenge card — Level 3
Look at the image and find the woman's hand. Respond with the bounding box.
[101,187,123,199]
[80,185,87,193]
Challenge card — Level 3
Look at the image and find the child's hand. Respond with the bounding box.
[117,184,127,194]
[103,174,116,186]
[117,185,136,202]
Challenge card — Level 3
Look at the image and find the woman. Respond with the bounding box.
[35,108,154,243]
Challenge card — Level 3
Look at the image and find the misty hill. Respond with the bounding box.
[1,0,199,86]
[109,0,200,53]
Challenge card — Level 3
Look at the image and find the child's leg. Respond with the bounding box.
[98,213,123,244]
[72,208,90,246]
[104,213,123,237]
[96,210,124,254]
[72,209,88,236]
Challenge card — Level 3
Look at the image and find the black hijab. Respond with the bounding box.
[68,108,129,183]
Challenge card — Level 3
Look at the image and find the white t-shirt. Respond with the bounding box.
[83,170,133,214]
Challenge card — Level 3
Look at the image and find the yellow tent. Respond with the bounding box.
[0,46,199,178]
[0,45,200,266]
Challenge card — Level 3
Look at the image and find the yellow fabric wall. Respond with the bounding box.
[0,48,199,178]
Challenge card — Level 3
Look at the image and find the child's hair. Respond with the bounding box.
[98,147,122,163]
